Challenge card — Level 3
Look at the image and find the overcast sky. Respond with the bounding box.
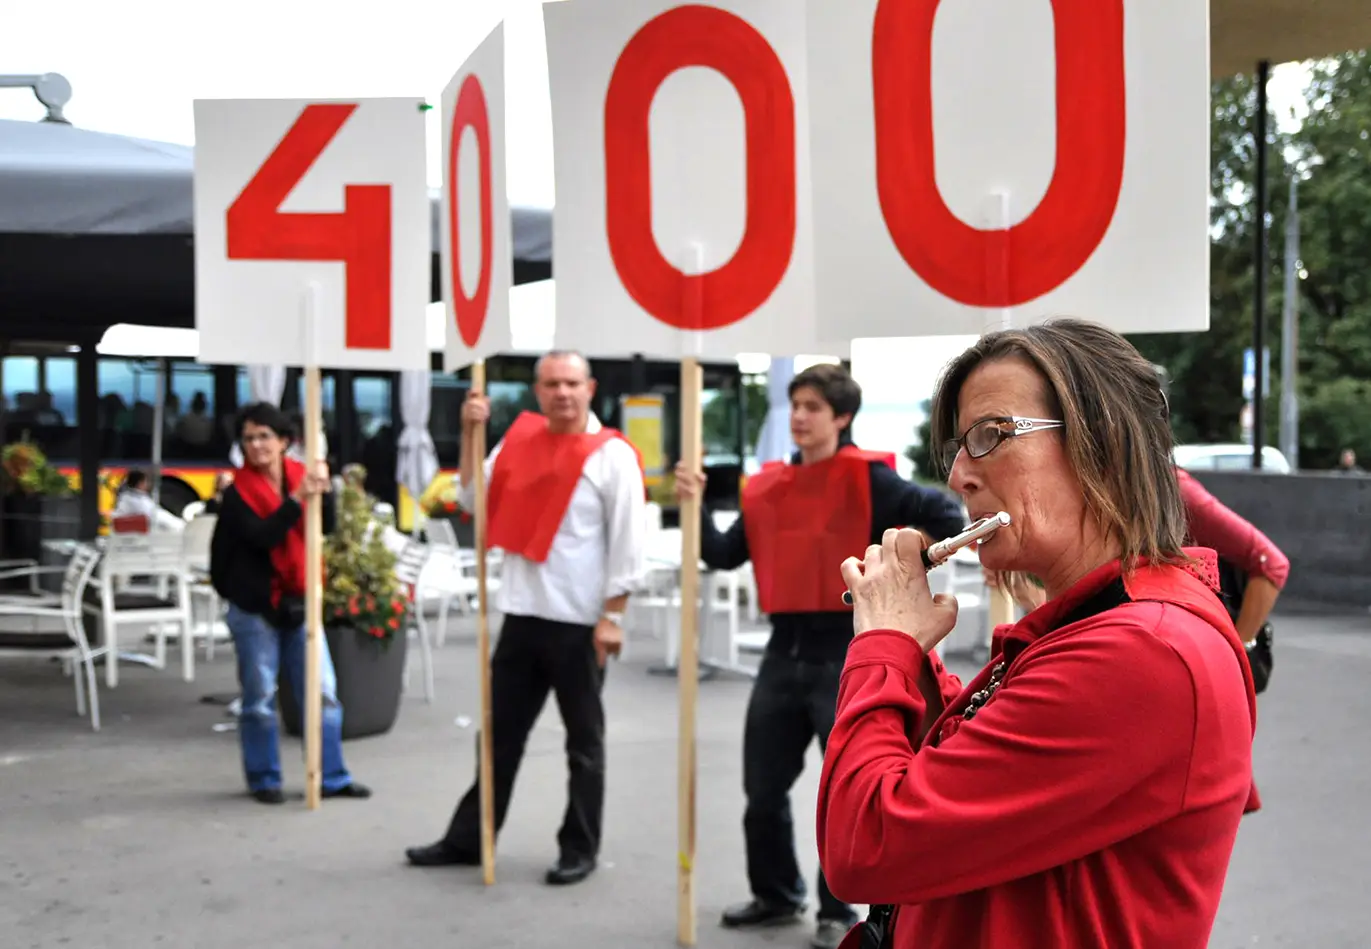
[2,0,1309,207]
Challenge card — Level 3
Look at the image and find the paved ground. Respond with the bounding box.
[0,605,1367,949]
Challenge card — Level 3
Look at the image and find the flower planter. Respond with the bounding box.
[278,625,408,741]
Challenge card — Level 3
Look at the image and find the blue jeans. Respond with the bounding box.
[226,604,353,793]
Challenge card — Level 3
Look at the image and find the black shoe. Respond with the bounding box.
[811,919,853,949]
[720,899,805,929]
[251,788,285,805]
[322,782,372,799]
[405,841,480,867]
[544,853,596,885]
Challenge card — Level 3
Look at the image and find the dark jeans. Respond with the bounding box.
[744,651,855,924]
[444,614,607,859]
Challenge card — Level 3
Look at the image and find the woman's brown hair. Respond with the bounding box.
[929,318,1188,570]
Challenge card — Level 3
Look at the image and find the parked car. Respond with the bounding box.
[1173,443,1292,474]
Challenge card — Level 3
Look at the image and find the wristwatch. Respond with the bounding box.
[602,611,625,627]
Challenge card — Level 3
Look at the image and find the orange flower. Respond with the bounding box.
[369,626,384,638]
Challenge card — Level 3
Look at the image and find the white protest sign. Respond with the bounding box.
[805,0,1210,339]
[544,0,819,360]
[194,97,429,370]
[442,23,513,371]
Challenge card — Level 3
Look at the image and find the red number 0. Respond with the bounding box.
[226,103,392,350]
[448,75,495,347]
[872,0,1126,306]
[604,4,796,330]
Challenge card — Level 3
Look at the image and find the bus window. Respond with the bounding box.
[98,358,163,461]
[2,354,78,457]
[2,353,38,405]
[429,374,469,468]
[167,361,219,460]
[235,367,252,409]
[354,376,392,440]
[46,357,78,426]
[281,372,338,452]
[702,386,742,465]
[488,379,536,439]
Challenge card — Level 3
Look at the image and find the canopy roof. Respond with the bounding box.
[1212,0,1371,77]
[0,118,550,341]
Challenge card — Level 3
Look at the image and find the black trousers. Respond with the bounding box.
[744,651,855,923]
[443,613,607,859]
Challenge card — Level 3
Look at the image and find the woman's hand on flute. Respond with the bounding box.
[841,527,959,651]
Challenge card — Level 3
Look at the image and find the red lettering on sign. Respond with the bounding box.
[872,0,1126,307]
[226,103,392,350]
[604,4,795,331]
[448,74,495,348]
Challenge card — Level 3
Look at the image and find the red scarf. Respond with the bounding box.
[234,457,307,607]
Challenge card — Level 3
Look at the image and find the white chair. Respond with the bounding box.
[394,539,436,702]
[656,570,743,669]
[418,519,474,644]
[709,509,760,623]
[421,548,483,646]
[89,532,195,686]
[425,517,461,549]
[181,514,225,660]
[0,558,43,598]
[0,544,106,730]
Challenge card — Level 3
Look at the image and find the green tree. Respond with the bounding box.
[904,400,938,484]
[1129,52,1371,468]
[1280,51,1371,466]
[701,378,767,457]
[1127,74,1267,444]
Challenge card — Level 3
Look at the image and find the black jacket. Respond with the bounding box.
[701,456,966,661]
[210,483,336,619]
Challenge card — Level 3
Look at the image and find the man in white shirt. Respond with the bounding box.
[405,351,646,886]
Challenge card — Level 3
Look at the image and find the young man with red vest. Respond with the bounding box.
[676,363,965,949]
[406,351,647,886]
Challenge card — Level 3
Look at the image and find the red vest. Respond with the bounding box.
[743,447,891,614]
[759,449,898,474]
[487,412,639,564]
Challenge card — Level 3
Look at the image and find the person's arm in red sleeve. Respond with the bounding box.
[817,610,1196,907]
[1177,470,1288,642]
[923,647,964,719]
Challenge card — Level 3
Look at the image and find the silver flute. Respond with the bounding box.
[841,511,1012,606]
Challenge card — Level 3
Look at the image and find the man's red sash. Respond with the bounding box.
[486,411,640,564]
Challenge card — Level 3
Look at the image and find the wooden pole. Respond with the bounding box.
[303,364,324,810]
[471,360,496,884]
[983,193,1018,637]
[676,355,704,946]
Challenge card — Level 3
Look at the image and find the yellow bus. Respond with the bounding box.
[2,343,749,532]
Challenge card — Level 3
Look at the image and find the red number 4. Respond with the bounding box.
[226,103,392,350]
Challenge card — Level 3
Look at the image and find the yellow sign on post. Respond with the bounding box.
[621,394,666,476]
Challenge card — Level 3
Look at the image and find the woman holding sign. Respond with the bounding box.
[818,320,1257,949]
[209,402,370,805]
